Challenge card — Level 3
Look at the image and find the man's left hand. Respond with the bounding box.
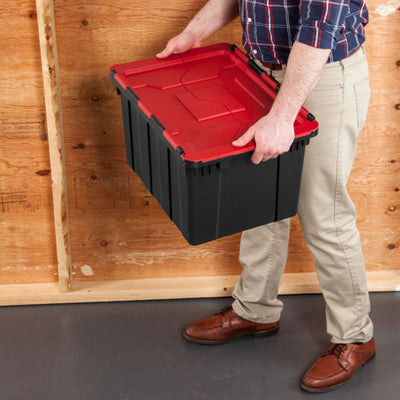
[232,113,295,164]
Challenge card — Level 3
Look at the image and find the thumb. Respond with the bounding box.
[156,41,177,58]
[156,47,172,59]
[232,128,255,147]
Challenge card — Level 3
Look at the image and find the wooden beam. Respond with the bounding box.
[36,0,72,292]
[0,271,399,306]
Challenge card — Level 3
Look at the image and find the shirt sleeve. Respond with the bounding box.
[294,0,350,50]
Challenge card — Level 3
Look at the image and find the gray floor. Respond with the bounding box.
[0,292,399,400]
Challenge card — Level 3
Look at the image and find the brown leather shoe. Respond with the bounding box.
[182,306,279,345]
[300,337,376,392]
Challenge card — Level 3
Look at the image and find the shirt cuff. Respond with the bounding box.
[295,21,342,50]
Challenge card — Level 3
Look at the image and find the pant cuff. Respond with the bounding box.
[232,300,280,324]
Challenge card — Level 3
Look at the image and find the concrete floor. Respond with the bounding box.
[0,292,399,400]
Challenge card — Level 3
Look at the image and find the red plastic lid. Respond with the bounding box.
[111,43,318,163]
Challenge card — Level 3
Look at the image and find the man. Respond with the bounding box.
[157,0,375,392]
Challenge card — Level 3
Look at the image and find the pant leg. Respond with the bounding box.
[232,218,290,323]
[232,68,289,324]
[299,47,373,343]
[232,47,373,342]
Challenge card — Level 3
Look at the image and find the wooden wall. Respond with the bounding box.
[0,0,399,305]
[0,1,57,285]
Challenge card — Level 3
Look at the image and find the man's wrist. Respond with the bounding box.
[267,42,331,126]
[268,104,297,126]
[183,25,205,42]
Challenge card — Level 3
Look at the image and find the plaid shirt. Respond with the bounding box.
[239,0,368,64]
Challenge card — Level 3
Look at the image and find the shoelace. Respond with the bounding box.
[325,343,348,358]
[215,306,234,317]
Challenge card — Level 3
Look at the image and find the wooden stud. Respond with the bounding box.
[36,0,72,292]
[0,270,399,306]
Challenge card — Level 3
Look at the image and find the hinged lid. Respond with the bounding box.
[110,43,318,163]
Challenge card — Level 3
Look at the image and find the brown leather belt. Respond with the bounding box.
[259,61,284,70]
[351,45,362,56]
[257,45,362,71]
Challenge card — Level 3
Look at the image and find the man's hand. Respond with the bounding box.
[156,0,239,58]
[232,114,295,164]
[156,31,202,59]
[233,41,330,165]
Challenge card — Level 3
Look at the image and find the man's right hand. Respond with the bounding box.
[156,31,202,58]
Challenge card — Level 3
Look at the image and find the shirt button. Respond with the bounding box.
[253,49,257,55]
[247,17,252,23]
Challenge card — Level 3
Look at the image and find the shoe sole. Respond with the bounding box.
[182,326,279,345]
[299,351,376,393]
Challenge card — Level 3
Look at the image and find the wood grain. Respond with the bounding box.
[51,0,399,283]
[36,0,72,292]
[0,1,58,285]
[0,0,399,298]
[355,2,400,270]
[54,0,245,282]
[1,269,399,306]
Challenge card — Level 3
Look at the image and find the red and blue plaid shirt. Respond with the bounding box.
[239,0,368,64]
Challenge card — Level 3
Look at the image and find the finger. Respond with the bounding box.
[262,152,280,162]
[251,148,265,165]
[156,48,170,58]
[260,153,272,162]
[259,147,278,162]
[156,45,175,58]
[232,128,255,147]
[156,39,180,58]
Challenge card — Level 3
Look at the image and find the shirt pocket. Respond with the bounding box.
[354,76,370,131]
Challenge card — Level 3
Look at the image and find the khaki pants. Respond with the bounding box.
[232,46,374,344]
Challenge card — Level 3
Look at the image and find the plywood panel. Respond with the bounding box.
[51,0,399,283]
[0,1,58,284]
[54,0,244,282]
[351,2,400,271]
[287,3,400,274]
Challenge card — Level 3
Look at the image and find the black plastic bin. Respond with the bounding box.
[110,43,318,245]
